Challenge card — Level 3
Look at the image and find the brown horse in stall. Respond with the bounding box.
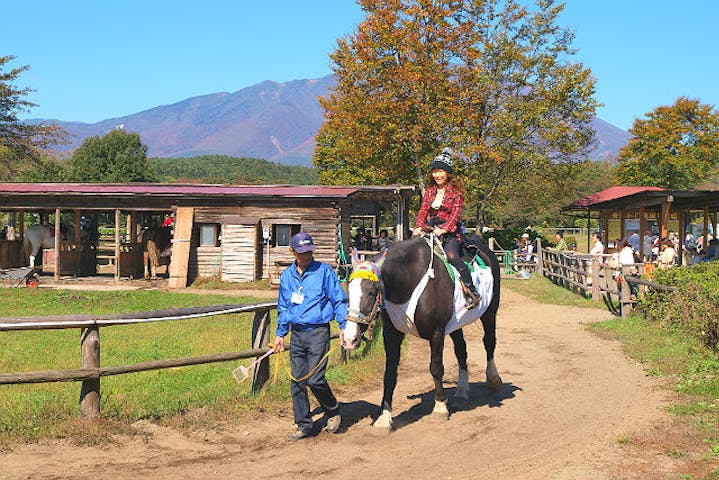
[140,226,172,279]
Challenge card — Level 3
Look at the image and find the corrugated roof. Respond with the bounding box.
[0,183,381,198]
[564,186,666,210]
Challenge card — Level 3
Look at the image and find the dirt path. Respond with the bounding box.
[0,288,706,479]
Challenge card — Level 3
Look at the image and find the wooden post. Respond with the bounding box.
[54,208,61,280]
[639,207,646,259]
[250,309,271,393]
[620,266,631,318]
[114,209,121,282]
[74,210,81,247]
[661,199,671,239]
[678,209,685,266]
[168,207,194,288]
[619,209,626,241]
[591,255,600,301]
[536,238,543,276]
[80,326,101,417]
[703,207,709,250]
[18,209,24,238]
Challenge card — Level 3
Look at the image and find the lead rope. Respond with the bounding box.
[271,342,338,383]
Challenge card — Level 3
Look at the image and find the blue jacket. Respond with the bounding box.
[276,260,348,338]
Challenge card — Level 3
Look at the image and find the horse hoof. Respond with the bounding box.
[454,391,469,404]
[432,400,449,420]
[487,373,503,391]
[372,410,393,432]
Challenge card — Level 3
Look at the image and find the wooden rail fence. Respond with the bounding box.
[490,238,674,318]
[0,303,278,417]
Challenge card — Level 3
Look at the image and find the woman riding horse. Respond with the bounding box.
[412,148,480,309]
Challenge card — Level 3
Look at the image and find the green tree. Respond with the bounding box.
[315,0,599,227]
[614,97,719,189]
[0,55,66,180]
[67,129,156,182]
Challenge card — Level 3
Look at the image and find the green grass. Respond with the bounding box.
[0,289,385,445]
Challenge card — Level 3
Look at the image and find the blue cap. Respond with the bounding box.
[290,231,316,253]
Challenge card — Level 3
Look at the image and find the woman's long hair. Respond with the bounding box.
[426,172,465,197]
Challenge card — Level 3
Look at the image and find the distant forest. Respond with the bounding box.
[151,155,319,185]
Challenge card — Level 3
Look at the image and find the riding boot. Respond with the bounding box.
[456,261,480,309]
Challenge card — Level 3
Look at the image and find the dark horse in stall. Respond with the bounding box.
[343,235,502,429]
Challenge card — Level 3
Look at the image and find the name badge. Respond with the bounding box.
[291,291,305,304]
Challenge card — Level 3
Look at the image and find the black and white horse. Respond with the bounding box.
[343,235,502,430]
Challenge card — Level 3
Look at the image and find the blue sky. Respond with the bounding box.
[3,1,717,131]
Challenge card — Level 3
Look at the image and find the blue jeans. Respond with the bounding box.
[290,324,340,433]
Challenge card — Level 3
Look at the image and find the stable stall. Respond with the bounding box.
[0,183,416,287]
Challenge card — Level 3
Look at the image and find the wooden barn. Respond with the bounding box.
[0,183,416,287]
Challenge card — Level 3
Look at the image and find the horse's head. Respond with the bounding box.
[343,249,385,351]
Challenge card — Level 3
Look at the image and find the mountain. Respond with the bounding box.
[39,75,630,166]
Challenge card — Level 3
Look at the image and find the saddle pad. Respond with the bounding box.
[384,260,494,337]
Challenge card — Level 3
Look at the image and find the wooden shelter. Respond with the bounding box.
[563,186,719,263]
[0,183,416,286]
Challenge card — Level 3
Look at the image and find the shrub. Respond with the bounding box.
[637,261,719,350]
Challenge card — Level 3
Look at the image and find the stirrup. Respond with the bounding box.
[461,283,480,309]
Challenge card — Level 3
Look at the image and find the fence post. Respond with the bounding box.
[591,256,600,301]
[620,266,632,318]
[80,326,100,417]
[536,238,543,276]
[250,309,271,392]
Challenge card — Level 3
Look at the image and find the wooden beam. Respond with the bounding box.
[661,200,671,238]
[168,207,194,288]
[703,207,709,249]
[54,208,60,280]
[115,209,121,282]
[639,207,646,258]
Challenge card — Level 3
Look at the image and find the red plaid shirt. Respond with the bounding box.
[416,185,464,235]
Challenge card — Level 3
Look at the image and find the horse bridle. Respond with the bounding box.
[347,287,383,326]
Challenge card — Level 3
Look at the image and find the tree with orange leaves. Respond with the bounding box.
[315,0,599,228]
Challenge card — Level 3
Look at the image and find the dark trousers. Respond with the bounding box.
[444,235,477,293]
[290,324,340,433]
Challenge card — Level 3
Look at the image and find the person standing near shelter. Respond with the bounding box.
[274,232,347,441]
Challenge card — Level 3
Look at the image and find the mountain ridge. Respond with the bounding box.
[38,75,630,166]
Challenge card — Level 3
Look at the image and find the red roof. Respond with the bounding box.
[564,186,666,209]
[0,183,361,198]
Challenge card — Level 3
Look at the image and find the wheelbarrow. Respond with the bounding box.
[0,266,40,288]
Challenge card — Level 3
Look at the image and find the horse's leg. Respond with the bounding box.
[430,328,449,418]
[374,312,403,430]
[29,245,40,269]
[143,250,150,279]
[481,308,502,390]
[450,329,469,401]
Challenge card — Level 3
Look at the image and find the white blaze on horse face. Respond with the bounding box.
[344,278,365,350]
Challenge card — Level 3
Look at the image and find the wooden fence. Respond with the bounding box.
[489,238,675,318]
[0,303,278,417]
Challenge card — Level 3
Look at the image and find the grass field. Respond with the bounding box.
[0,289,385,445]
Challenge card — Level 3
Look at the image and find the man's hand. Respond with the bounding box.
[339,329,345,348]
[412,226,423,237]
[273,336,285,353]
[433,227,446,237]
